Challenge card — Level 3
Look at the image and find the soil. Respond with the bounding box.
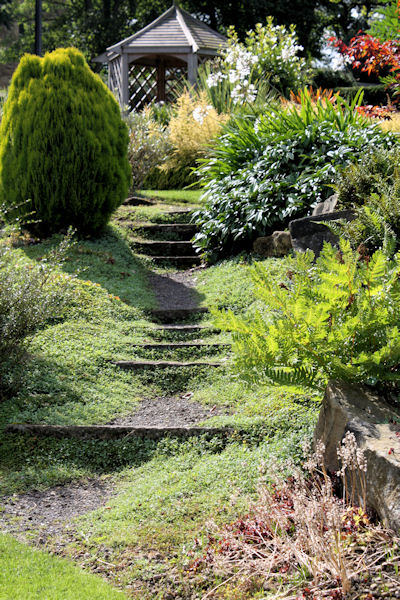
[109,394,220,427]
[0,479,112,544]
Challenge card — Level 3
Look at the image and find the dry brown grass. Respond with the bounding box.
[185,436,400,600]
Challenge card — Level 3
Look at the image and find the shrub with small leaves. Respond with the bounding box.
[0,48,131,237]
[0,230,75,398]
[125,107,172,190]
[146,90,228,190]
[335,147,400,254]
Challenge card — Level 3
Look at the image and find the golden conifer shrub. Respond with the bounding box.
[0,48,131,236]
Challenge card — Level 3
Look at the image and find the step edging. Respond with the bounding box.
[5,423,235,440]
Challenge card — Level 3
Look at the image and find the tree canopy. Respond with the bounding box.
[0,0,392,63]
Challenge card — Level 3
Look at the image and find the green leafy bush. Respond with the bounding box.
[194,90,396,259]
[335,84,396,106]
[215,240,400,392]
[337,146,400,208]
[0,48,131,237]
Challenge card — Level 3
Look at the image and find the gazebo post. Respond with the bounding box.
[121,53,129,108]
[156,58,166,102]
[187,53,198,86]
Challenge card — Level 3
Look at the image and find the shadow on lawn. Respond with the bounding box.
[20,225,206,313]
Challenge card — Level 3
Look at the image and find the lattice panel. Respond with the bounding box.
[129,65,157,110]
[165,66,188,103]
[109,57,123,105]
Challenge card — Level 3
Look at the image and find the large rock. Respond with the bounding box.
[312,194,338,216]
[289,210,355,256]
[253,231,292,257]
[314,380,400,532]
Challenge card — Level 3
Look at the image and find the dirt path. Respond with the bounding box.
[0,479,112,545]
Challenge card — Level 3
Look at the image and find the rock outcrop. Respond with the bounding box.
[289,210,354,257]
[253,231,292,257]
[314,380,400,532]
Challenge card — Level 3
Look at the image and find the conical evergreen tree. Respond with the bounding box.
[0,47,131,236]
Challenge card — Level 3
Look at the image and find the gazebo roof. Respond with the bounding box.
[106,4,227,56]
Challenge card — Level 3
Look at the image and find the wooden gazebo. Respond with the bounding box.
[94,4,227,110]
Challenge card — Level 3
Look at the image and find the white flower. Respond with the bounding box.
[206,72,226,88]
[228,69,239,84]
[192,106,211,124]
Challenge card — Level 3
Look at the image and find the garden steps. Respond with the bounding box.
[130,223,198,239]
[150,255,201,267]
[133,240,195,256]
[5,423,234,440]
[151,324,218,332]
[149,306,208,323]
[131,342,230,349]
[113,359,223,369]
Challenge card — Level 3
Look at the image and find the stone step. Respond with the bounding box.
[5,423,234,440]
[132,342,230,349]
[123,195,154,206]
[149,306,208,323]
[113,360,223,369]
[150,255,201,267]
[133,240,195,257]
[152,324,217,332]
[130,223,198,240]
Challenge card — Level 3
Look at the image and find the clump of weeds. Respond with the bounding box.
[184,433,400,599]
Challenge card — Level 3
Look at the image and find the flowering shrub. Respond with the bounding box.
[125,108,172,190]
[203,18,310,109]
[194,89,395,258]
[213,239,400,391]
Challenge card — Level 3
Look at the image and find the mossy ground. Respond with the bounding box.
[0,196,319,599]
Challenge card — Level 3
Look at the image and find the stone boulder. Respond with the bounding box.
[314,380,400,532]
[312,194,338,216]
[289,210,355,257]
[253,231,292,257]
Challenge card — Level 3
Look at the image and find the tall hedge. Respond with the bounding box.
[0,48,131,236]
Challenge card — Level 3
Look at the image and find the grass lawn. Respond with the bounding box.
[0,197,320,598]
[137,189,202,204]
[0,534,128,599]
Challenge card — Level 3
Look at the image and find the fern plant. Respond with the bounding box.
[334,147,400,254]
[215,240,400,391]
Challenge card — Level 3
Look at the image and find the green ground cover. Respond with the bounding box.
[138,189,202,204]
[0,534,128,599]
[0,197,319,598]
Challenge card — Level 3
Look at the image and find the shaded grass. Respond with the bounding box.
[0,534,128,599]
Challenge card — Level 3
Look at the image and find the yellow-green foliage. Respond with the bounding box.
[162,90,228,171]
[0,48,131,236]
[379,112,400,132]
